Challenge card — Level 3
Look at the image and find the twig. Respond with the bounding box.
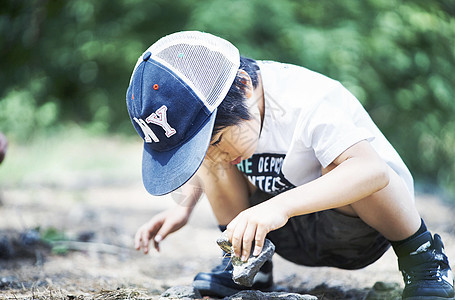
[50,241,132,255]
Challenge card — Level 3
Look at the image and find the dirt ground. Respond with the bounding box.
[1,184,454,300]
[0,135,454,300]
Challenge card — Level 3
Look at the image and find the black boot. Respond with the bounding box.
[396,231,454,299]
[192,254,273,297]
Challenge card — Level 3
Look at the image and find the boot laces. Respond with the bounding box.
[403,250,449,283]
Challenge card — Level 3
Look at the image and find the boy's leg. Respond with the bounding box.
[340,166,421,241]
[198,162,252,226]
[193,166,273,297]
[338,166,454,299]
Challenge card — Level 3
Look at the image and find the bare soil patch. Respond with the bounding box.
[0,134,454,299]
[1,185,454,299]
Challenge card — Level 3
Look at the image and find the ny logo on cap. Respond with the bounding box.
[133,105,176,143]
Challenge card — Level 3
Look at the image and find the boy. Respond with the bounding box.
[127,31,454,299]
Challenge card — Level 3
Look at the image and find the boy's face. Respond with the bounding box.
[204,69,263,165]
[206,116,261,165]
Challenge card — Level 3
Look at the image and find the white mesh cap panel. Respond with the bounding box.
[148,31,240,112]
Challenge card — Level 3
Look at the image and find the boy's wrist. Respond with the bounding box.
[265,195,293,223]
[172,203,194,221]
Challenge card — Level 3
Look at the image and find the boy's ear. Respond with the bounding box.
[238,70,253,98]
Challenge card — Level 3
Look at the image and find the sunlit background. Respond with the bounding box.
[1,1,454,197]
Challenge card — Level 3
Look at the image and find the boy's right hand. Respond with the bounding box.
[134,206,191,254]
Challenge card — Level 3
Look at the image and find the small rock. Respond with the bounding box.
[0,276,22,290]
[225,290,318,300]
[232,239,275,287]
[365,281,401,300]
[372,281,400,291]
[0,236,14,259]
[19,229,41,246]
[160,285,201,300]
[77,231,95,242]
[216,231,275,287]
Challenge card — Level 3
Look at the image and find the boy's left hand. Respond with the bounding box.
[225,200,288,261]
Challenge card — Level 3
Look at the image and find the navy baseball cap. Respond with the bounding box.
[126,31,240,195]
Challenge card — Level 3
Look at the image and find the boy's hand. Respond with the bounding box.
[225,200,289,261]
[134,206,190,254]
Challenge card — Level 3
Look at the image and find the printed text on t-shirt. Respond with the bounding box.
[236,153,295,194]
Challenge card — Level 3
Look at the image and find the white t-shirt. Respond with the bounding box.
[236,61,414,199]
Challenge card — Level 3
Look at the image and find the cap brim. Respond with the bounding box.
[141,110,216,196]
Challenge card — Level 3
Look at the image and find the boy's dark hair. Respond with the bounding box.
[212,56,259,138]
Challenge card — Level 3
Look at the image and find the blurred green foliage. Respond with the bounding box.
[0,0,454,196]
[40,227,70,255]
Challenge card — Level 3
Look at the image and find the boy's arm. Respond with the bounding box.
[226,140,390,261]
[134,175,203,254]
[197,155,252,227]
[135,152,252,254]
[279,140,389,217]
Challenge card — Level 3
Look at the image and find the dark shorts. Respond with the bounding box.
[249,189,391,270]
